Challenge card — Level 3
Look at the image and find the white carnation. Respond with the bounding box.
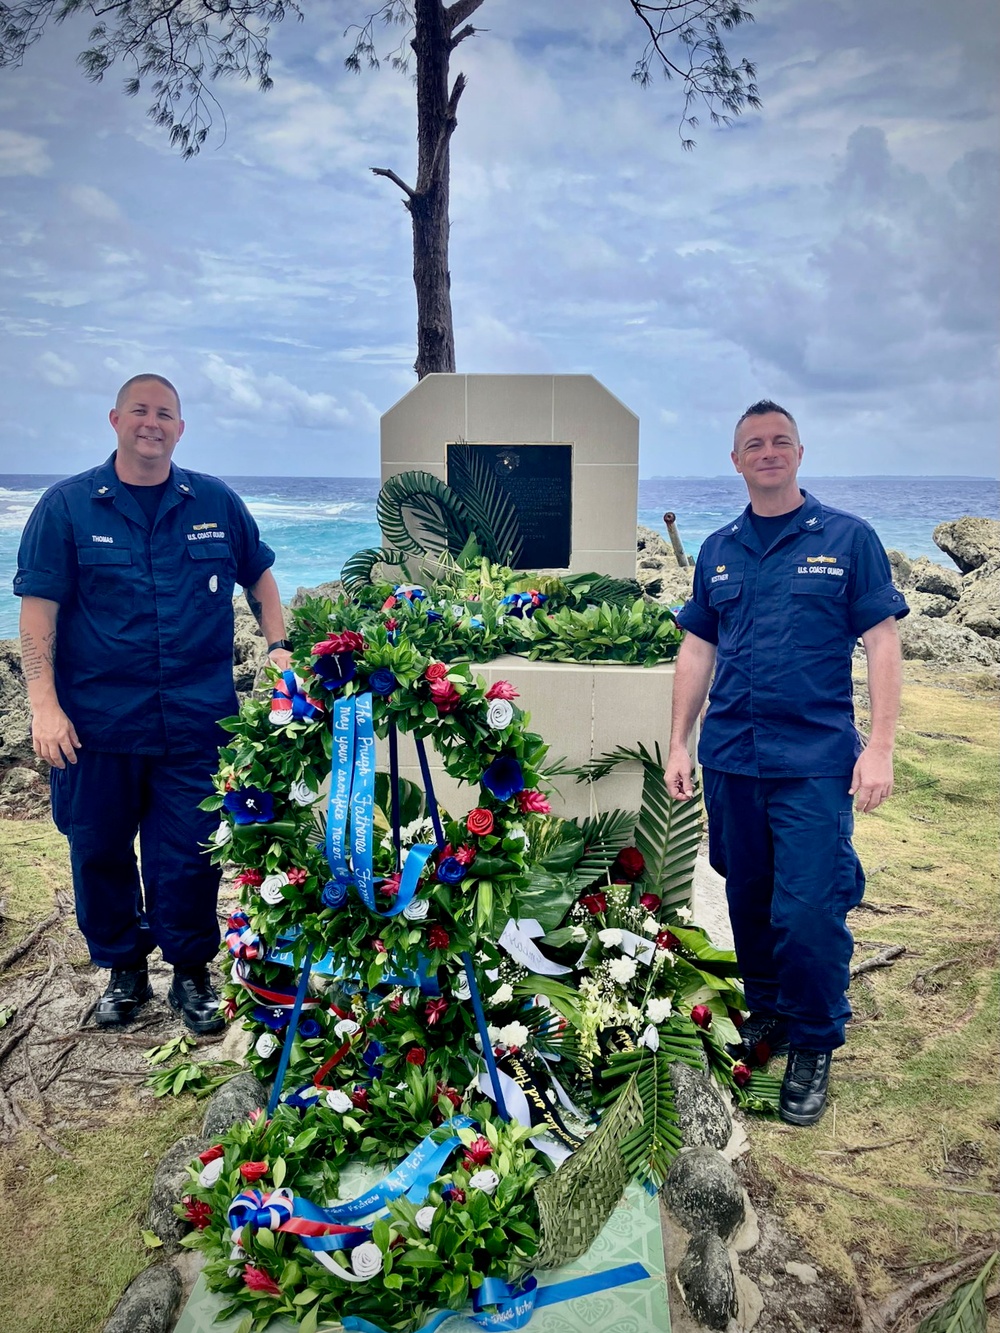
[415,1206,437,1233]
[642,916,660,936]
[491,983,514,1005]
[325,1089,353,1113]
[213,822,232,846]
[647,996,673,1024]
[486,699,514,730]
[288,780,318,806]
[350,1241,384,1279]
[468,1169,500,1195]
[570,925,588,943]
[403,897,430,921]
[607,957,637,987]
[198,1157,225,1188]
[598,928,623,948]
[498,1021,530,1049]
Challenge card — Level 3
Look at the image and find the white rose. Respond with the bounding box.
[607,957,637,987]
[415,1205,437,1233]
[325,1089,353,1113]
[642,916,660,936]
[198,1157,225,1188]
[213,822,232,846]
[259,873,289,905]
[468,1169,499,1195]
[333,1018,360,1039]
[498,1021,530,1049]
[403,897,430,922]
[647,996,673,1024]
[486,699,514,730]
[289,780,318,806]
[255,1032,279,1059]
[638,1024,660,1051]
[350,1241,384,1279]
[598,928,623,948]
[491,983,514,1005]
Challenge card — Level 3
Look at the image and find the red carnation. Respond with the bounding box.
[462,1136,493,1168]
[638,892,662,912]
[453,844,477,866]
[430,679,461,713]
[350,1087,370,1111]
[425,998,449,1026]
[198,1144,224,1166]
[239,1161,269,1183]
[486,680,519,701]
[467,807,494,837]
[656,929,680,951]
[182,1196,213,1230]
[579,892,608,916]
[405,1047,427,1067]
[424,661,448,681]
[732,1062,752,1087]
[243,1266,282,1296]
[427,925,450,950]
[235,869,264,888]
[286,867,307,886]
[516,789,551,815]
[613,847,645,880]
[690,1004,713,1029]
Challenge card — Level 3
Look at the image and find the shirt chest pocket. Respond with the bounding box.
[708,568,744,651]
[790,559,851,644]
[76,546,134,613]
[186,541,235,604]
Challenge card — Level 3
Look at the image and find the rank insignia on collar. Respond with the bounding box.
[180,484,190,491]
[97,486,108,494]
[805,516,819,526]
[731,523,739,531]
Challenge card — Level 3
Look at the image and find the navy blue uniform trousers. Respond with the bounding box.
[50,750,222,969]
[702,768,865,1050]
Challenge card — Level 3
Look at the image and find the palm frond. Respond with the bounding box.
[446,441,525,566]
[915,1253,998,1333]
[573,808,637,876]
[340,546,409,596]
[376,470,475,556]
[617,1051,684,1189]
[561,572,643,608]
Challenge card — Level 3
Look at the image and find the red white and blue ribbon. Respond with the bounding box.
[270,670,325,726]
[225,912,261,961]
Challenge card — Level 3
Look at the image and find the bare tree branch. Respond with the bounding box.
[371,165,416,200]
[443,0,484,34]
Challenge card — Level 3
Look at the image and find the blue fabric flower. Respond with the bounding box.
[253,1005,291,1031]
[426,609,444,623]
[481,754,525,802]
[223,786,274,825]
[312,651,357,691]
[298,1017,322,1040]
[469,616,484,629]
[436,856,467,884]
[322,879,347,910]
[368,668,398,697]
[363,1040,384,1079]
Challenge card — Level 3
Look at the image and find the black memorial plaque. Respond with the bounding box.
[446,443,572,569]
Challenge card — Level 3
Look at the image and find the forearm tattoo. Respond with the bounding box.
[245,586,264,630]
[21,627,55,683]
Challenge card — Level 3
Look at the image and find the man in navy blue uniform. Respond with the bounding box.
[15,374,292,1032]
[667,400,908,1125]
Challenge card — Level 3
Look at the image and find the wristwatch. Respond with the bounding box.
[267,639,293,654]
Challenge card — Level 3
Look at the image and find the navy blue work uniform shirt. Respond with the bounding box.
[14,454,274,755]
[675,491,908,778]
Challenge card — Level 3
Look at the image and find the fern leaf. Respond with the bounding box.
[446,441,525,566]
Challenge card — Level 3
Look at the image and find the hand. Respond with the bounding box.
[31,701,81,768]
[850,746,894,813]
[267,649,293,673]
[666,743,695,801]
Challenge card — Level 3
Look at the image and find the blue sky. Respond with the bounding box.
[0,0,997,478]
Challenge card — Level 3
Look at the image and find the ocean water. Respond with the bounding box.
[0,473,995,641]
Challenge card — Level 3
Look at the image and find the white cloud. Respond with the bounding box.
[65,184,121,220]
[200,353,375,430]
[0,129,50,176]
[36,350,80,387]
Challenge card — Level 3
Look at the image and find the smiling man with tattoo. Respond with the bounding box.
[15,374,291,1032]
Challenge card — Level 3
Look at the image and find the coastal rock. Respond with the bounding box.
[233,602,267,695]
[102,1263,181,1333]
[898,615,1000,668]
[0,764,49,818]
[910,557,962,601]
[0,639,38,770]
[147,1135,210,1251]
[668,1061,733,1150]
[636,525,673,560]
[201,1071,268,1138]
[665,1146,745,1240]
[905,591,954,620]
[290,580,345,609]
[948,558,1000,640]
[933,517,1000,574]
[886,549,912,587]
[634,530,695,606]
[677,1232,737,1330]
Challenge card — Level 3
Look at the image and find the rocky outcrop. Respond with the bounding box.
[897,615,1000,668]
[932,517,1000,573]
[636,526,694,605]
[948,558,1000,640]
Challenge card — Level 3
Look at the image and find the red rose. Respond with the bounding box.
[516,789,551,815]
[732,1062,752,1087]
[486,680,519,701]
[350,1087,370,1111]
[613,847,645,880]
[690,1004,713,1029]
[656,929,680,951]
[405,1047,427,1066]
[579,892,608,916]
[638,892,662,912]
[453,844,477,866]
[198,1144,225,1165]
[427,925,450,950]
[424,661,448,681]
[286,867,307,886]
[183,1196,213,1230]
[429,679,461,712]
[467,807,495,837]
[243,1266,282,1296]
[239,1161,269,1182]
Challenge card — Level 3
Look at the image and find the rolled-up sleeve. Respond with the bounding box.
[848,529,909,636]
[13,490,75,603]
[675,557,720,645]
[228,490,275,589]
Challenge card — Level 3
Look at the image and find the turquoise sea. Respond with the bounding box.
[0,473,995,640]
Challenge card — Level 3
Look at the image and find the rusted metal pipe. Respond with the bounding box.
[663,512,693,568]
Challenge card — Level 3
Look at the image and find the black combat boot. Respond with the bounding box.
[724,1012,790,1067]
[95,965,154,1027]
[168,965,225,1035]
[779,1048,832,1126]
